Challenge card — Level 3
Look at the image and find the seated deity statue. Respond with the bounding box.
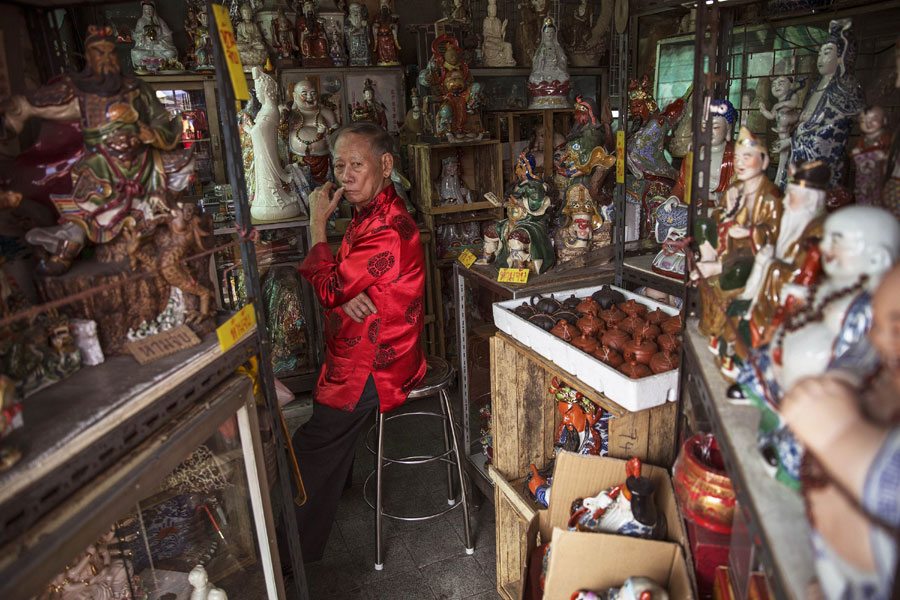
[131,1,178,73]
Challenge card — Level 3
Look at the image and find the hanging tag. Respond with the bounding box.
[684,151,694,204]
[616,130,625,184]
[498,268,530,284]
[458,248,477,268]
[212,4,250,101]
[217,303,256,352]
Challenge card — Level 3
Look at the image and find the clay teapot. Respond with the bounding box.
[576,313,605,337]
[528,313,555,331]
[656,333,680,353]
[619,315,647,335]
[646,307,668,325]
[599,306,627,327]
[575,297,602,317]
[617,299,648,318]
[592,344,623,368]
[513,301,536,319]
[591,285,626,310]
[619,359,652,379]
[561,294,582,311]
[572,330,599,354]
[531,294,561,315]
[624,333,658,365]
[662,314,682,335]
[601,324,630,353]
[552,309,580,326]
[634,320,661,340]
[550,319,580,342]
[650,350,680,374]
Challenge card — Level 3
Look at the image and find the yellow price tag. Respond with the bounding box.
[498,268,530,284]
[615,130,625,184]
[217,303,257,352]
[684,151,693,204]
[212,4,250,101]
[458,248,477,268]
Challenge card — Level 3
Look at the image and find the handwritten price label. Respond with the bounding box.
[615,130,625,184]
[217,303,257,352]
[497,268,530,284]
[212,4,250,101]
[458,248,477,268]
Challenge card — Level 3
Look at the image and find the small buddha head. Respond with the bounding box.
[293,79,318,110]
[820,205,900,284]
[709,99,736,145]
[859,106,887,136]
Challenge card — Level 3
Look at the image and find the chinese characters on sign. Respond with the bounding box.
[497,268,529,284]
[458,248,477,268]
[217,303,257,352]
[212,3,250,101]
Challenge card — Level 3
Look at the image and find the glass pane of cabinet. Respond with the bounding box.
[154,86,215,193]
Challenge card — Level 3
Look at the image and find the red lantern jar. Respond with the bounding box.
[672,433,736,534]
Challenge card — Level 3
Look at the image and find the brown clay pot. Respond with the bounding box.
[646,307,668,325]
[572,331,599,354]
[650,350,680,374]
[532,294,561,315]
[561,294,582,311]
[576,297,603,317]
[591,285,626,310]
[576,313,605,338]
[634,320,661,340]
[656,333,680,353]
[592,345,623,368]
[619,359,652,379]
[553,309,580,326]
[662,314,683,335]
[601,324,630,353]
[599,306,627,327]
[619,316,647,335]
[550,320,580,343]
[624,333,658,365]
[513,301,536,319]
[617,299,648,318]
[528,313,555,331]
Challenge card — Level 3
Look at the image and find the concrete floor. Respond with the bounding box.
[281,392,502,600]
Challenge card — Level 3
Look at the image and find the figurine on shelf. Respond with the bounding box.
[272,8,299,60]
[296,0,333,67]
[481,0,515,67]
[850,106,890,206]
[350,78,388,129]
[564,0,613,67]
[440,0,468,21]
[325,19,347,67]
[527,17,571,109]
[733,161,829,353]
[692,127,782,374]
[417,36,485,141]
[248,67,304,221]
[434,157,480,259]
[131,1,179,73]
[553,95,615,205]
[2,25,194,276]
[554,183,608,264]
[192,6,214,70]
[373,0,400,66]
[515,0,548,67]
[399,88,423,145]
[733,206,900,487]
[184,5,201,69]
[234,2,269,71]
[484,153,555,274]
[786,19,864,189]
[758,74,804,186]
[284,78,339,189]
[189,565,228,600]
[345,2,372,67]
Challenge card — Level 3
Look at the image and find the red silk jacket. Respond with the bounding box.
[298,184,426,413]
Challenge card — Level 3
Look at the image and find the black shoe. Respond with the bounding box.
[727,383,745,400]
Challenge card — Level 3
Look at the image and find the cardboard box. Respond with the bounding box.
[509,452,692,599]
[543,530,694,600]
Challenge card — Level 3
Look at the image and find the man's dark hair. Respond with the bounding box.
[329,122,396,160]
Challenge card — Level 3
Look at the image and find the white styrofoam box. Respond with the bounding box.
[493,284,680,412]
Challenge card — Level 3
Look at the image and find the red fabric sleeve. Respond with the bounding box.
[298,228,401,309]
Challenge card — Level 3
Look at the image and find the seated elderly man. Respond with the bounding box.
[293,122,426,561]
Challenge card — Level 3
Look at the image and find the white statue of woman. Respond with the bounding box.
[131,1,178,73]
[482,0,515,67]
[249,67,304,221]
[527,17,571,108]
[234,2,269,71]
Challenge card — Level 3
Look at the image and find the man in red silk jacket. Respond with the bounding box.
[293,122,426,562]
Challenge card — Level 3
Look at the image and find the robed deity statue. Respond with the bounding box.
[527,17,571,109]
[283,78,340,187]
[130,0,178,73]
[373,0,401,66]
[345,2,372,67]
[786,19,864,189]
[234,2,269,71]
[272,8,299,59]
[1,26,194,275]
[481,0,515,67]
[417,36,485,141]
[296,0,332,67]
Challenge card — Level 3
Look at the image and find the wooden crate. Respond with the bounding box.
[489,332,678,482]
[483,109,573,189]
[491,465,543,600]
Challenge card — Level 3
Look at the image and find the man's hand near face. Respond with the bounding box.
[309,181,344,246]
[341,290,377,323]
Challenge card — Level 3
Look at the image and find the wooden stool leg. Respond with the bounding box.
[375,412,385,570]
[438,392,456,505]
[442,389,474,553]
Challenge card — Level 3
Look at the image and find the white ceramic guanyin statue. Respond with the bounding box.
[249,67,304,221]
[482,0,515,67]
[527,17,570,108]
[189,565,228,600]
[234,2,269,71]
[131,0,178,73]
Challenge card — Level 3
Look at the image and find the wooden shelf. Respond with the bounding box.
[429,200,498,215]
[622,252,685,297]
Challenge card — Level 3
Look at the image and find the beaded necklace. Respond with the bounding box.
[293,108,326,156]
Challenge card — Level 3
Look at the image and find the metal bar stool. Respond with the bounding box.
[363,356,474,570]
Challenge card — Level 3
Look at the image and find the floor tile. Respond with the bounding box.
[462,592,504,600]
[424,555,495,600]
[363,569,438,600]
[400,514,468,568]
